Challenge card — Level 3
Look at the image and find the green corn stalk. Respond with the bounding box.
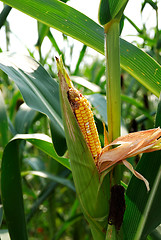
[98,0,129,238]
[98,0,129,182]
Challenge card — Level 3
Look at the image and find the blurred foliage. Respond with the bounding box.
[0,1,160,239]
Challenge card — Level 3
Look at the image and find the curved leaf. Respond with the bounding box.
[12,134,70,170]
[0,90,8,147]
[0,5,12,29]
[26,169,70,222]
[87,94,128,135]
[71,76,101,93]
[86,94,107,123]
[120,40,161,97]
[0,205,3,227]
[98,0,128,25]
[1,140,28,240]
[1,133,70,240]
[1,0,161,96]
[24,157,45,171]
[121,94,153,121]
[23,157,46,187]
[21,170,75,191]
[0,52,66,155]
[15,103,37,134]
[123,95,161,240]
[149,225,161,240]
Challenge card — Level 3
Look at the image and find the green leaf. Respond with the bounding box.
[123,95,161,240]
[58,62,110,240]
[9,90,22,120]
[15,103,36,134]
[149,225,161,240]
[121,94,153,121]
[0,5,12,29]
[98,0,111,25]
[1,133,70,239]
[26,169,70,223]
[73,45,87,75]
[141,0,158,12]
[24,157,46,186]
[0,90,8,147]
[13,134,70,170]
[86,94,107,123]
[0,205,3,227]
[120,40,161,98]
[87,94,128,135]
[35,22,49,47]
[98,0,128,25]
[48,30,62,56]
[1,140,28,240]
[24,157,45,171]
[71,76,101,93]
[124,15,142,34]
[0,0,160,96]
[54,199,81,240]
[0,52,66,155]
[21,170,75,191]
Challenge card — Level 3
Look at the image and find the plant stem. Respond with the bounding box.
[105,21,122,189]
[105,20,121,143]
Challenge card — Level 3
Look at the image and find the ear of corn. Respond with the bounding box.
[67,87,102,162]
[56,55,102,163]
[56,56,110,240]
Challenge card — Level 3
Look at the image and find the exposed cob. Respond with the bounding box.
[56,56,102,162]
[67,87,102,162]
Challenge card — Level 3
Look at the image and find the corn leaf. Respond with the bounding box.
[58,68,110,240]
[0,4,12,29]
[149,225,161,240]
[54,200,81,240]
[15,104,37,134]
[98,0,128,25]
[123,95,161,239]
[1,133,70,239]
[26,169,70,223]
[35,22,49,47]
[1,0,160,97]
[13,134,70,170]
[86,94,107,123]
[1,140,28,240]
[0,90,8,147]
[0,52,66,155]
[21,170,75,191]
[0,205,3,228]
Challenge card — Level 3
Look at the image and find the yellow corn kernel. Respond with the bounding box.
[68,87,102,162]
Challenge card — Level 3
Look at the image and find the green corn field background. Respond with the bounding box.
[0,0,161,240]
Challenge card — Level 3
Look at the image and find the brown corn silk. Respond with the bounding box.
[68,87,102,162]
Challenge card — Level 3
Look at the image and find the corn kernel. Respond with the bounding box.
[67,87,101,162]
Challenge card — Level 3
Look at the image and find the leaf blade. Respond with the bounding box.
[1,0,160,96]
[0,90,8,147]
[1,141,28,240]
[0,52,66,155]
[13,133,71,170]
[21,170,75,191]
[123,95,161,239]
[1,133,70,240]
